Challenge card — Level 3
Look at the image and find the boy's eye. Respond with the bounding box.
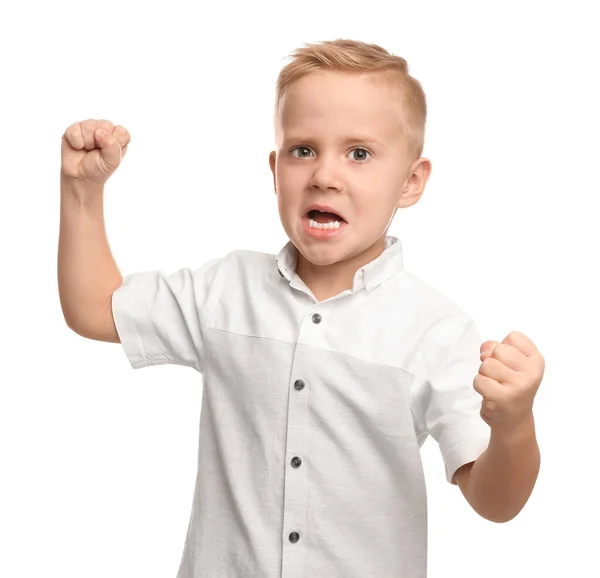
[350,148,370,162]
[291,146,313,158]
[290,146,371,162]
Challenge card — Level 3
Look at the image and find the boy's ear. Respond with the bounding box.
[269,151,277,194]
[397,157,432,208]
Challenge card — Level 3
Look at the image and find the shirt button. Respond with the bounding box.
[291,456,302,468]
[312,313,322,324]
[294,379,305,391]
[289,531,300,543]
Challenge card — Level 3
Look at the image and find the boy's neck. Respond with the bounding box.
[295,236,386,302]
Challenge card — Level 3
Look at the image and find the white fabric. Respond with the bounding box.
[111,235,490,578]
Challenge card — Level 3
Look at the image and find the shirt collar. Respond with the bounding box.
[275,235,404,293]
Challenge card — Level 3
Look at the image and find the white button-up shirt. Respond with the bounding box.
[111,235,490,578]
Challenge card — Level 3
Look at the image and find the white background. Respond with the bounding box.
[1,0,598,576]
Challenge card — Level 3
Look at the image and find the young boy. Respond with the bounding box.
[58,39,544,578]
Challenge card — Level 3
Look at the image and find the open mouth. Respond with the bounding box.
[303,208,348,235]
[306,209,347,224]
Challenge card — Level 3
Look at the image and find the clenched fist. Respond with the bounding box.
[475,331,545,432]
[61,119,131,186]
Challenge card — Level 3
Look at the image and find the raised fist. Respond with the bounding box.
[61,119,130,186]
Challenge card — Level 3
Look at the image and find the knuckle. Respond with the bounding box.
[65,121,80,133]
[80,121,94,134]
[65,123,83,144]
[482,400,495,412]
[113,125,129,140]
[97,119,115,131]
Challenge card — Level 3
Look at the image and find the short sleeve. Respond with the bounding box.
[411,315,490,484]
[110,257,225,372]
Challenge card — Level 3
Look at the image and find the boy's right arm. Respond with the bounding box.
[58,119,131,343]
[58,175,121,342]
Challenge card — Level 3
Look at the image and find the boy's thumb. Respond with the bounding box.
[95,128,123,165]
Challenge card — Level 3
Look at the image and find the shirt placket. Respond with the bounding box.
[280,309,324,577]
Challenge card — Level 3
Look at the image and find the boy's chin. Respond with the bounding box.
[295,240,355,267]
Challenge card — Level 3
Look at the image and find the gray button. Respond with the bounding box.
[294,379,305,391]
[312,313,322,324]
[291,456,302,468]
[289,531,300,543]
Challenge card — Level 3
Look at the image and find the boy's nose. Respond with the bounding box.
[309,168,343,191]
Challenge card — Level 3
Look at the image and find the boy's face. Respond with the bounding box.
[269,70,430,269]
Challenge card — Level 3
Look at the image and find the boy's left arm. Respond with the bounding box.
[454,331,545,523]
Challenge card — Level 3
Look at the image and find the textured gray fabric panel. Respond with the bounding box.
[175,330,426,578]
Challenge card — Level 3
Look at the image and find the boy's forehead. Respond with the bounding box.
[278,71,405,141]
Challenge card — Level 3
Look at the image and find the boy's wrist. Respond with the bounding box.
[60,172,105,210]
[490,412,536,447]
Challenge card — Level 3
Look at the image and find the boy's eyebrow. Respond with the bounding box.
[282,135,383,147]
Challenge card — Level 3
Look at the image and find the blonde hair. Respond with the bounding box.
[274,39,427,159]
